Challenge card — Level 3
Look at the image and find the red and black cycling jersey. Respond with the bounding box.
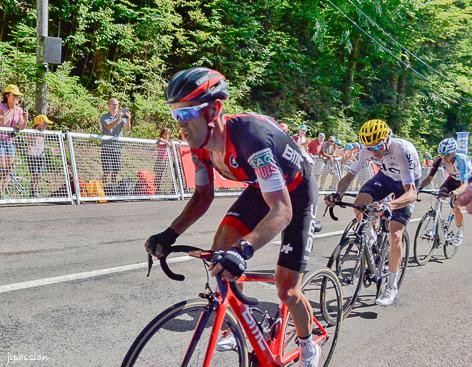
[191,113,314,193]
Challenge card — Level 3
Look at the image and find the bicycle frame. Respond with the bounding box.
[197,273,329,367]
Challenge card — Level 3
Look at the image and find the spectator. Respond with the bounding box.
[26,115,53,197]
[341,143,356,165]
[100,98,131,194]
[154,127,171,192]
[424,152,433,168]
[292,124,308,150]
[352,142,361,158]
[279,122,289,133]
[320,136,336,160]
[308,132,325,156]
[333,139,344,158]
[0,84,27,196]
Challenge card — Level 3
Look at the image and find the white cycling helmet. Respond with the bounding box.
[438,138,457,155]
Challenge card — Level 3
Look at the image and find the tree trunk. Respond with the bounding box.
[390,73,399,105]
[0,10,7,41]
[344,34,360,105]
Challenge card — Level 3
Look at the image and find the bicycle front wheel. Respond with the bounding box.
[300,269,343,367]
[122,299,248,367]
[414,211,437,266]
[326,235,364,319]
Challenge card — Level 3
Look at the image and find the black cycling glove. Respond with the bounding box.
[212,247,247,278]
[325,192,341,203]
[146,227,179,255]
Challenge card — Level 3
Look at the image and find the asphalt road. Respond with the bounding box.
[0,197,471,367]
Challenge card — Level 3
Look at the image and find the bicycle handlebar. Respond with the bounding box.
[418,189,454,208]
[148,245,258,306]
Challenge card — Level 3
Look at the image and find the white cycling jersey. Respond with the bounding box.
[349,137,422,185]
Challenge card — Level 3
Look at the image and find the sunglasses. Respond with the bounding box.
[171,103,209,122]
[366,142,385,152]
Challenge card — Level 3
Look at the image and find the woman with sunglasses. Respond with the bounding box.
[144,67,322,366]
[419,138,471,245]
[326,119,421,306]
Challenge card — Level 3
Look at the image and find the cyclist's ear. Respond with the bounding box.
[208,99,223,120]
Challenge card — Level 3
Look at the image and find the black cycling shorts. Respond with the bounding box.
[220,171,319,273]
[359,172,419,226]
[440,175,472,193]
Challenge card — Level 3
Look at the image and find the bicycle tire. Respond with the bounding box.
[340,218,358,242]
[413,211,437,266]
[443,219,459,259]
[122,299,248,367]
[325,236,364,319]
[300,268,343,367]
[376,230,410,298]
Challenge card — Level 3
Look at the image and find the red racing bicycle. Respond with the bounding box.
[122,246,343,367]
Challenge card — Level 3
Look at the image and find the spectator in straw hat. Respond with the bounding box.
[0,84,28,196]
[26,115,53,197]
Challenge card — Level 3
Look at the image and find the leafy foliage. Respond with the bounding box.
[0,0,470,152]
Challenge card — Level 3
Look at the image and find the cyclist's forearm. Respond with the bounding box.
[390,188,417,210]
[420,176,433,189]
[170,188,214,234]
[336,172,355,196]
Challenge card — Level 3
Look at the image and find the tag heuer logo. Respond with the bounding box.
[248,148,275,169]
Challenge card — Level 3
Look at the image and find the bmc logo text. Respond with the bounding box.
[282,144,302,169]
[241,305,266,351]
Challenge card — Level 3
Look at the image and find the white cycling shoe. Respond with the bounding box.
[299,343,321,367]
[375,285,398,306]
[452,231,463,247]
[216,331,237,352]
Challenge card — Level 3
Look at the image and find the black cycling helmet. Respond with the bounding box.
[166,67,230,104]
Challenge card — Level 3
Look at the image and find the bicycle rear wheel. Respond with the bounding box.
[413,211,437,266]
[326,236,364,318]
[443,221,459,259]
[299,269,343,367]
[122,299,248,367]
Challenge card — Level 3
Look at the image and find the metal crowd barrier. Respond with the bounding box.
[172,141,246,198]
[0,127,73,205]
[0,128,456,206]
[67,133,180,203]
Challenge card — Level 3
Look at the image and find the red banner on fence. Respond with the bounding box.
[179,146,247,190]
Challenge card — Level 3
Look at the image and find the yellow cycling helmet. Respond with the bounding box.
[359,119,391,146]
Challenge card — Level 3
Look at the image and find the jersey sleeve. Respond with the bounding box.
[190,148,214,187]
[349,148,368,175]
[456,154,470,183]
[398,146,419,186]
[428,157,442,178]
[238,123,286,193]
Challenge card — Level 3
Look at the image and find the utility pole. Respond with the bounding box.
[36,0,48,114]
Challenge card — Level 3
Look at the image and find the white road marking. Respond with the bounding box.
[0,217,424,294]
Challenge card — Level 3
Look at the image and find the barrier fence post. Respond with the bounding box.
[67,132,81,204]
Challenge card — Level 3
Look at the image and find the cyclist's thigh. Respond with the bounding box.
[357,172,392,203]
[212,185,268,250]
[391,178,419,226]
[440,176,460,193]
[278,175,317,273]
